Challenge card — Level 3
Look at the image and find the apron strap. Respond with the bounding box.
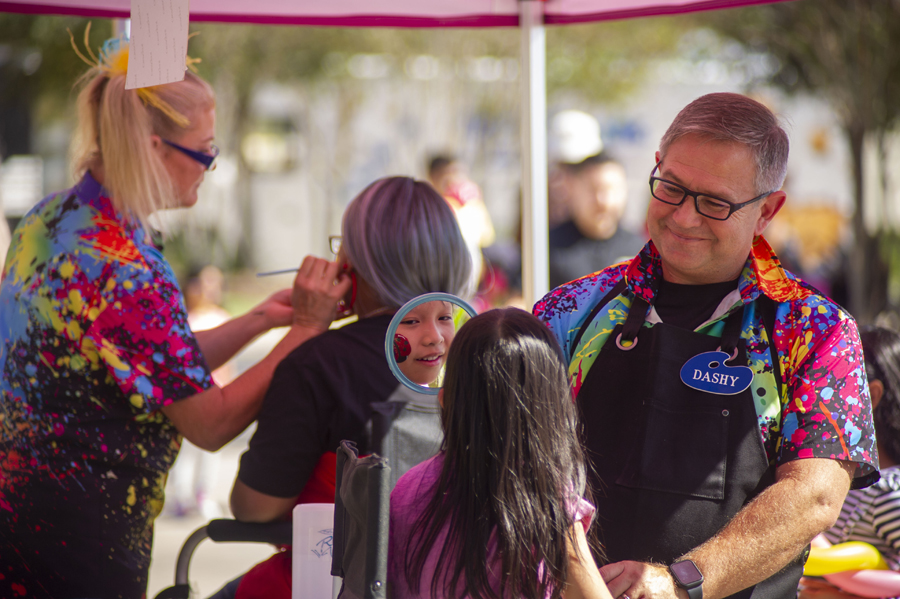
[567,278,783,376]
[718,305,746,357]
[621,295,650,344]
[571,278,628,353]
[756,294,784,399]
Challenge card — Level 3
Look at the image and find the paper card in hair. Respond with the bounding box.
[126,0,190,90]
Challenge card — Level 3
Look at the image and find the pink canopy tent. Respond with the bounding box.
[0,0,787,26]
[0,0,792,306]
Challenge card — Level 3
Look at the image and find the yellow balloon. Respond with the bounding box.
[804,542,890,577]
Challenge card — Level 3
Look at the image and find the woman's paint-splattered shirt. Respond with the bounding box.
[534,236,878,489]
[0,173,213,598]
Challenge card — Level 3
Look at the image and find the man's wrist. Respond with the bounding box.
[657,564,690,599]
[672,585,691,599]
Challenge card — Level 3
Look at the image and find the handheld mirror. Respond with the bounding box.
[385,292,477,395]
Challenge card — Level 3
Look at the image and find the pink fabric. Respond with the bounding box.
[388,453,595,598]
[0,0,795,26]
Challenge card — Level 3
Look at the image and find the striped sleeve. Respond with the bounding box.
[872,484,900,554]
[822,468,900,570]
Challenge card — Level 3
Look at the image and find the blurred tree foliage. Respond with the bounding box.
[701,0,900,323]
[546,18,689,103]
[182,18,690,263]
[0,13,693,128]
[0,12,691,269]
[186,17,691,105]
[0,14,94,151]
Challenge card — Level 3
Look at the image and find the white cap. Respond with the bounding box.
[549,110,603,164]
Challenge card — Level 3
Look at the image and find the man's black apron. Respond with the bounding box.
[577,289,803,599]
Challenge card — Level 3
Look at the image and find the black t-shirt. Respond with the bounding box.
[655,277,740,331]
[238,314,399,498]
[548,221,646,288]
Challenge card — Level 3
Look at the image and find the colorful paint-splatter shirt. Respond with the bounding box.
[0,173,213,598]
[534,236,878,489]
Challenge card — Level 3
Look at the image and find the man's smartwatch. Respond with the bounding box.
[669,560,704,599]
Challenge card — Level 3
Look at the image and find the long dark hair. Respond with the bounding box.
[860,326,900,465]
[404,308,589,599]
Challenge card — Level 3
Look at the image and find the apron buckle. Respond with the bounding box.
[616,332,639,351]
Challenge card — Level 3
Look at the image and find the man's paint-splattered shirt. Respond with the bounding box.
[534,236,878,489]
[0,173,213,598]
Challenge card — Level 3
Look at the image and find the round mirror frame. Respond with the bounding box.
[385,292,477,395]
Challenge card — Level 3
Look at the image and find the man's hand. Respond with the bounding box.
[599,561,686,599]
[290,256,353,332]
[666,459,852,599]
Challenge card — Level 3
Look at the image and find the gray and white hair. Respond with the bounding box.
[659,92,790,194]
[342,176,473,308]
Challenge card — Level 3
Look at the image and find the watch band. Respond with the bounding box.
[669,560,703,599]
[683,582,702,599]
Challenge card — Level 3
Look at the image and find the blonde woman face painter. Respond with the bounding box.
[69,29,218,225]
[152,106,217,208]
[0,30,352,598]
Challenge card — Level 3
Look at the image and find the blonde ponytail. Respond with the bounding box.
[70,37,214,228]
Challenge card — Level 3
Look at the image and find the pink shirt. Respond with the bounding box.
[388,453,595,598]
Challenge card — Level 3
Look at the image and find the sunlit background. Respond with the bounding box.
[2,1,900,594]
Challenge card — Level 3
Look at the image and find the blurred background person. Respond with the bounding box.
[827,327,900,563]
[800,325,900,599]
[427,154,495,296]
[165,265,235,519]
[548,151,645,288]
[547,109,645,289]
[548,109,604,229]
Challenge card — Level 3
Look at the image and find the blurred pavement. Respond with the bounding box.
[147,429,278,599]
[147,329,286,599]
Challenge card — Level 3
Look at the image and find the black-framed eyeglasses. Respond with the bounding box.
[649,162,773,221]
[163,140,219,171]
[329,235,342,256]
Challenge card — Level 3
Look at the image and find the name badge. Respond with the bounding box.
[680,350,753,395]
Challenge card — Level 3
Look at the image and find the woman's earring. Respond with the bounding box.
[393,334,411,363]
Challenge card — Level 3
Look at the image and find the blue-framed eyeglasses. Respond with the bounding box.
[649,162,774,221]
[163,140,219,171]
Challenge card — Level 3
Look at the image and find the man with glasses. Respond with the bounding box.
[534,93,878,599]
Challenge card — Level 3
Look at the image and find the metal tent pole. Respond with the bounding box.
[519,0,548,309]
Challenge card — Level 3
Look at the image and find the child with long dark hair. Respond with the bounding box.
[388,308,611,599]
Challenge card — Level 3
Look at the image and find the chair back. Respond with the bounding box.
[370,384,442,490]
[331,440,390,599]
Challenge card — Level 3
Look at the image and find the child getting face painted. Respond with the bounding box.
[394,301,456,386]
